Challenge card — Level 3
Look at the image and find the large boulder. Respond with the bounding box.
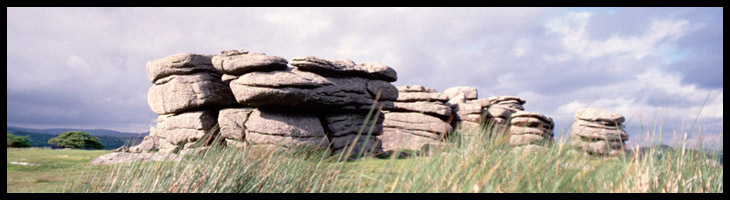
[146,53,218,84]
[382,112,452,137]
[444,86,478,100]
[218,107,329,149]
[377,127,442,152]
[570,108,629,156]
[211,50,288,75]
[290,56,397,82]
[229,68,396,111]
[155,110,219,149]
[147,72,235,115]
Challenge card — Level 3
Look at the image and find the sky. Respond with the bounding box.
[6,7,723,148]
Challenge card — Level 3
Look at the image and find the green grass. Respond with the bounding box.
[6,148,110,193]
[6,116,723,193]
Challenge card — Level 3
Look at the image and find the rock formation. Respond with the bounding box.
[570,108,629,156]
[214,51,397,156]
[378,85,453,152]
[507,111,554,151]
[485,96,526,133]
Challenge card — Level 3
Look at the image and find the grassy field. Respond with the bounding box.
[6,148,110,192]
[7,126,723,193]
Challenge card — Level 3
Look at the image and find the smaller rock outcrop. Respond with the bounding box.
[570,108,629,156]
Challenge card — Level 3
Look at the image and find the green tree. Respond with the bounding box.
[48,131,104,149]
[7,133,32,148]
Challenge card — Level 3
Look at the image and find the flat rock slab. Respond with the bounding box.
[290,56,397,82]
[90,152,180,165]
[444,86,478,100]
[245,131,329,149]
[510,117,552,129]
[329,134,383,153]
[146,53,218,83]
[383,112,452,134]
[212,52,288,75]
[575,108,625,124]
[147,73,235,115]
[230,68,397,110]
[488,96,526,105]
[378,127,442,152]
[510,111,554,126]
[389,101,452,118]
[571,123,629,141]
[396,92,449,102]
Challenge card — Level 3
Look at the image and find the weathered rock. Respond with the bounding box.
[245,108,324,137]
[510,117,551,129]
[378,127,441,152]
[245,131,329,149]
[229,68,396,110]
[488,96,526,105]
[146,53,218,83]
[290,56,397,82]
[452,102,484,122]
[575,108,625,124]
[469,99,492,108]
[390,101,452,118]
[147,73,235,115]
[573,119,625,130]
[570,108,628,156]
[156,110,218,146]
[221,74,239,84]
[128,135,159,153]
[211,52,288,75]
[510,111,554,126]
[90,152,180,165]
[396,92,449,102]
[323,112,385,137]
[366,80,399,101]
[570,135,627,155]
[571,123,629,141]
[444,86,478,100]
[487,106,515,119]
[453,121,483,134]
[508,126,553,137]
[218,107,255,141]
[397,85,437,93]
[382,112,452,135]
[235,108,330,149]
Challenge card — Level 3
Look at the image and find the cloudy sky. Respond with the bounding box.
[7,7,723,148]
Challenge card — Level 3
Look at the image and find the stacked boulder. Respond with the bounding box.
[485,96,526,132]
[215,50,398,156]
[508,111,554,151]
[570,108,629,156]
[378,85,453,152]
[444,87,486,134]
[133,53,236,153]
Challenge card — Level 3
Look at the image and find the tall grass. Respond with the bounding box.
[65,108,722,193]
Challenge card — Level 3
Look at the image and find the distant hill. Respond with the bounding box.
[7,126,148,138]
[6,126,148,150]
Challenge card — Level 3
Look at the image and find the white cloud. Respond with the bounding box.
[544,11,691,60]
